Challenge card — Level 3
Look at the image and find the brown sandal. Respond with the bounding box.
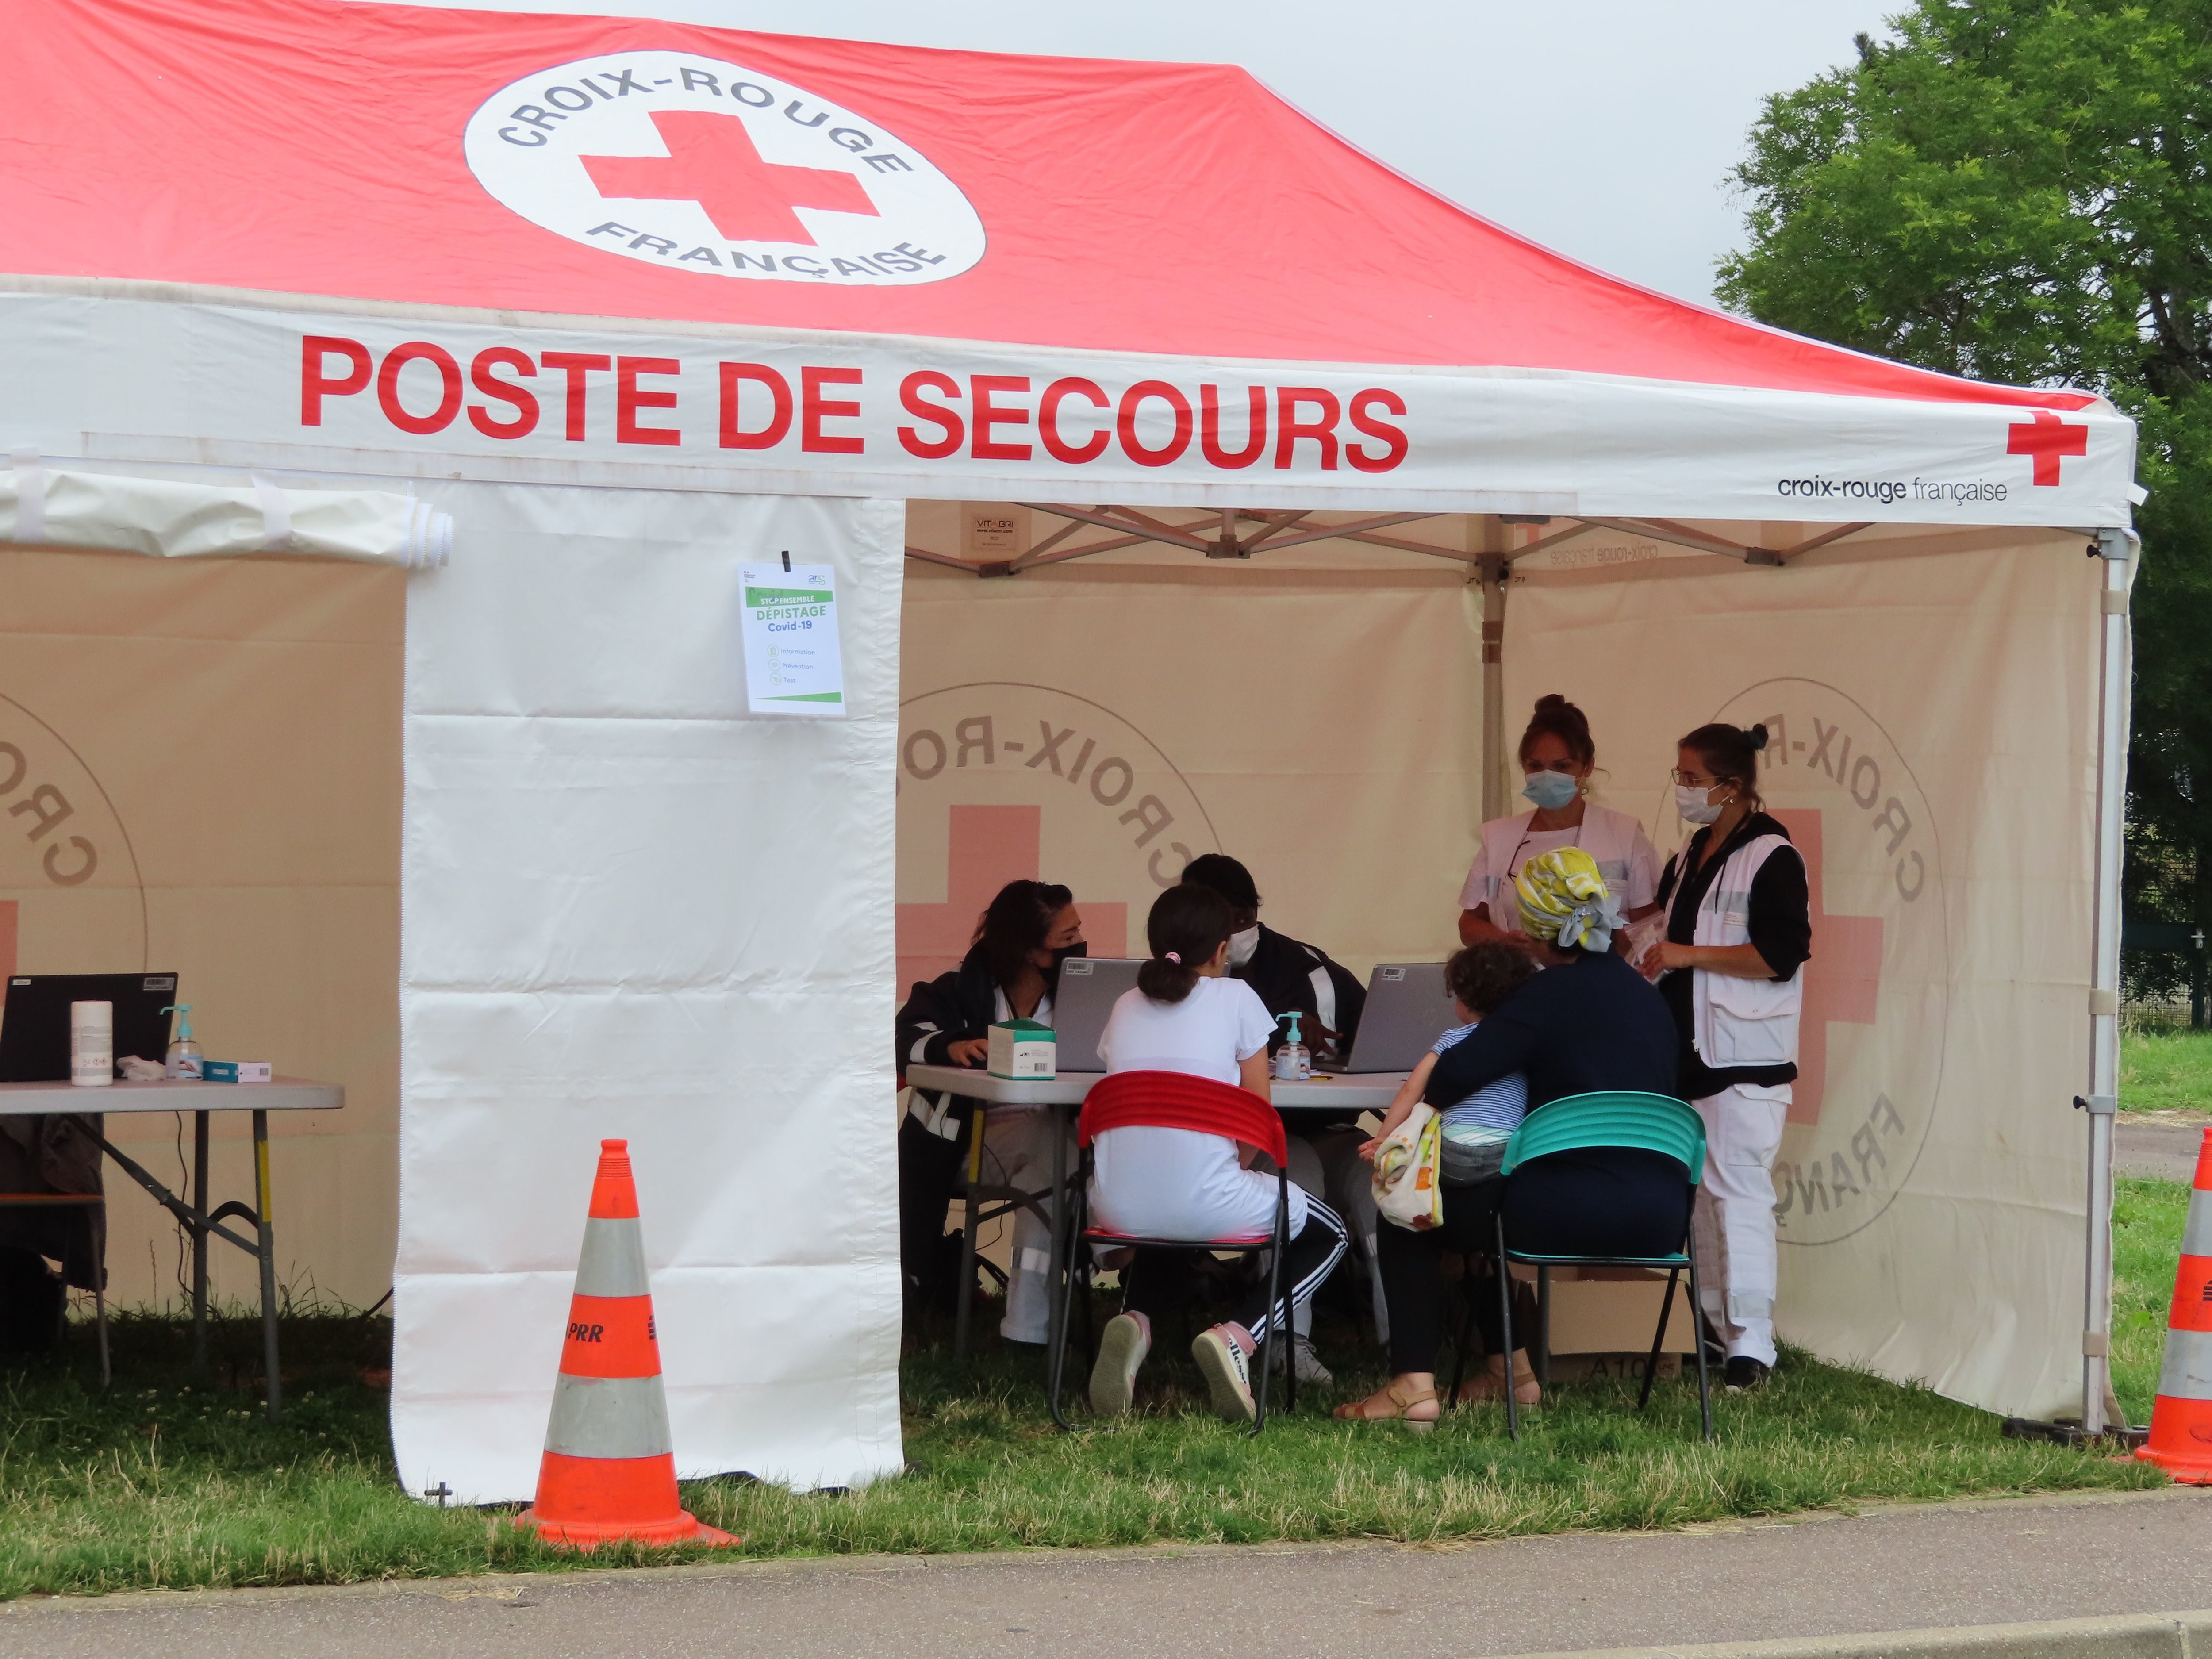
[1455,1354,1542,1407]
[1333,1378,1440,1432]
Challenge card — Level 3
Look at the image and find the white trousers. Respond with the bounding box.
[1692,1082,1790,1367]
[981,1105,1070,1345]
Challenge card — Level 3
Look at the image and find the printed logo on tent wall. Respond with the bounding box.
[466,51,987,286]
[0,694,148,992]
[1696,680,1947,1247]
[895,684,1219,994]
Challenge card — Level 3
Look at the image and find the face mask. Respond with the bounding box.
[1051,941,1088,971]
[1226,925,1260,967]
[1675,783,1728,825]
[1522,770,1580,812]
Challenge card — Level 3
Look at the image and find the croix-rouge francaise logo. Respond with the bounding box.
[465,51,987,286]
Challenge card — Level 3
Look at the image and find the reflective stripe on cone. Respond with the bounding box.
[516,1139,738,1550]
[2138,1127,2212,1482]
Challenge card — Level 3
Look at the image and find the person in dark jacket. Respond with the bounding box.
[1337,848,1681,1428]
[895,879,1085,1341]
[1179,853,1371,1382]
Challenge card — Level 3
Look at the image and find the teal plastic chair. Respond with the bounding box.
[1481,1091,1711,1441]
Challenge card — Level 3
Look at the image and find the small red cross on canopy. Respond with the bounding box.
[2005,409,2089,486]
[581,110,880,245]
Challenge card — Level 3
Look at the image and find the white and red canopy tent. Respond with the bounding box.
[0,0,2136,1498]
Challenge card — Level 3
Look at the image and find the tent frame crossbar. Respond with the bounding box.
[902,511,1878,575]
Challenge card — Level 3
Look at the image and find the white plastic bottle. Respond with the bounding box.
[70,1000,114,1087]
[1271,1010,1312,1081]
[162,1004,202,1080]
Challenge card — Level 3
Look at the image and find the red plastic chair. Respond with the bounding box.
[1047,1070,1296,1434]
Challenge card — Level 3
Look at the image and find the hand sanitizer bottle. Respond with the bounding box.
[161,1005,202,1080]
[1271,1010,1311,1081]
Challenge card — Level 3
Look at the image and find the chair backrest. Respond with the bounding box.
[1079,1070,1286,1166]
[1501,1091,1705,1184]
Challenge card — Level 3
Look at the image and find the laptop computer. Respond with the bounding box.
[0,972,180,1083]
[1049,956,1145,1074]
[1323,962,1459,1075]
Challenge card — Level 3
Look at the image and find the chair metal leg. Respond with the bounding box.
[93,1267,111,1390]
[954,1107,985,1358]
[1496,1214,1518,1442]
[1047,1179,1087,1432]
[1252,1179,1288,1436]
[1536,1265,1551,1388]
[1447,1264,1478,1409]
[1639,1267,1679,1411]
[1685,1230,1714,1441]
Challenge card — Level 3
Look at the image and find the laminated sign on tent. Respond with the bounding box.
[0,0,2139,1500]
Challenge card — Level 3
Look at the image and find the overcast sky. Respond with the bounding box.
[411,0,1897,306]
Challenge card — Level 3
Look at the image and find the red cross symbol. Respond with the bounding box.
[2005,410,2089,486]
[1771,810,1883,1126]
[580,110,880,245]
[895,805,1128,997]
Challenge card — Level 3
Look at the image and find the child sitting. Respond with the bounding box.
[1363,942,1538,1187]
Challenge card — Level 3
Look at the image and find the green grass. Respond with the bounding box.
[0,1204,2186,1602]
[2115,1175,2193,1424]
[2121,1026,2212,1116]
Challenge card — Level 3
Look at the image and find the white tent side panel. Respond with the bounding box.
[394,483,905,1502]
[1505,531,2098,1417]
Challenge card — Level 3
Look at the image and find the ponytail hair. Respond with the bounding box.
[1678,722,1770,812]
[1519,693,1596,769]
[1137,883,1233,1005]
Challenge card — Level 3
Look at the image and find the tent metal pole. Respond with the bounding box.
[2082,528,2135,1433]
[1479,516,1508,823]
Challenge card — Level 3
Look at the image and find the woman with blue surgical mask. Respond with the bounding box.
[1457,695,1662,953]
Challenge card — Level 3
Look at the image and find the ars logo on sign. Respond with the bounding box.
[465,51,987,286]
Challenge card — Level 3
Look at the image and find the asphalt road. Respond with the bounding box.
[2118,1118,2209,1183]
[4,1489,2206,1659]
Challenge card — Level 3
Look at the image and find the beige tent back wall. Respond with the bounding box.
[0,544,400,1310]
[1504,528,2099,1417]
[897,544,1485,991]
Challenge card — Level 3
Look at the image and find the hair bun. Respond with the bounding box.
[1747,724,1770,753]
[1534,694,1570,714]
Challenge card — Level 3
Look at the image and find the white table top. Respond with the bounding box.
[0,1077,343,1115]
[905,1062,1405,1113]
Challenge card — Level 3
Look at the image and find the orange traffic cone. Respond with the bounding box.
[2137,1126,2212,1482]
[517,1140,738,1548]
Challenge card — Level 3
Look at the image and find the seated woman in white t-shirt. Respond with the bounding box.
[1087,883,1350,1424]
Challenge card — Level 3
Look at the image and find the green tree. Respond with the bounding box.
[1718,0,2212,1006]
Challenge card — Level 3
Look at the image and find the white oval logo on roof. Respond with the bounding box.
[465,51,985,286]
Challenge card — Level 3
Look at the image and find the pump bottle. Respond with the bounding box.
[1271,1010,1312,1081]
[161,1004,202,1080]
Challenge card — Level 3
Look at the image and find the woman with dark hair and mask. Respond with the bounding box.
[1459,694,1662,952]
[895,879,1086,1343]
[1640,722,1811,1393]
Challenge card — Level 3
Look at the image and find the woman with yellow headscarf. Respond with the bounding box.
[1336,848,1685,1430]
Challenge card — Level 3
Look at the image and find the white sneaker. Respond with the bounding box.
[1191,1323,1257,1423]
[1089,1313,1151,1416]
[1293,1333,1333,1386]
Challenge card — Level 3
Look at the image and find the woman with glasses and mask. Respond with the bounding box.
[1638,722,1811,1394]
[1458,695,1662,952]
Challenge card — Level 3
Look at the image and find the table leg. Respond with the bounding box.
[191,1108,210,1374]
[252,1109,282,1423]
[954,1106,985,1359]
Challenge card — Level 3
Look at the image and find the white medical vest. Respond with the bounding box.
[1687,833,1804,1069]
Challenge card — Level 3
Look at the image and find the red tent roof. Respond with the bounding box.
[4,0,2085,410]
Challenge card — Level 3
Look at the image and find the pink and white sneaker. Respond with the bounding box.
[1191,1322,1257,1423]
[1089,1311,1151,1416]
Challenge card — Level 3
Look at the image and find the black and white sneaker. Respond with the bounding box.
[1724,1356,1771,1393]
